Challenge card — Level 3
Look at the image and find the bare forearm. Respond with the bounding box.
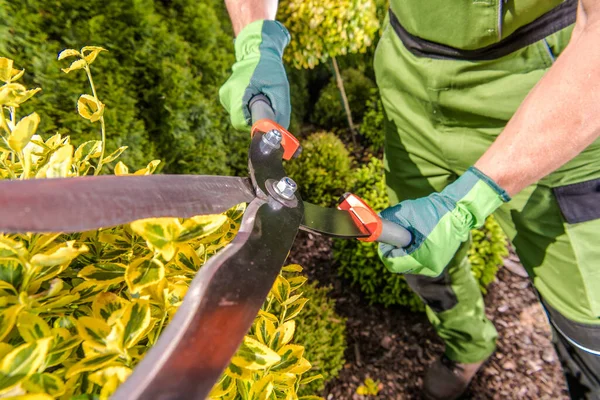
[475,3,600,196]
[225,0,279,35]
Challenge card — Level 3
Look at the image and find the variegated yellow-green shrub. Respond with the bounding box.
[0,52,323,399]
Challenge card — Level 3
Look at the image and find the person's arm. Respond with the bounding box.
[219,0,291,130]
[475,0,600,196]
[225,0,279,35]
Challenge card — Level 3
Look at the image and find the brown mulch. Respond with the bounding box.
[288,231,569,400]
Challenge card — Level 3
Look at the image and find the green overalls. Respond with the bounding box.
[374,0,600,396]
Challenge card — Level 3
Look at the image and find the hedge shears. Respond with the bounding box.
[0,95,411,399]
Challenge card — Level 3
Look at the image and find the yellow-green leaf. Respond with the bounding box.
[224,362,253,380]
[61,59,86,74]
[230,336,281,371]
[271,276,291,303]
[208,374,235,398]
[281,264,303,273]
[101,145,127,164]
[0,344,12,361]
[8,113,40,152]
[30,241,87,267]
[299,374,323,386]
[2,395,54,400]
[255,317,276,345]
[88,365,131,386]
[0,281,17,296]
[71,281,109,303]
[270,344,304,373]
[270,320,295,350]
[77,94,104,122]
[120,300,151,349]
[248,375,273,400]
[288,357,311,375]
[133,159,161,175]
[130,218,182,261]
[74,140,102,162]
[226,203,246,221]
[0,304,24,342]
[16,313,51,343]
[64,352,120,379]
[284,298,309,321]
[0,338,52,388]
[92,293,128,321]
[174,244,201,273]
[45,332,82,368]
[78,263,126,284]
[76,317,110,351]
[81,46,107,65]
[177,215,228,242]
[125,257,165,293]
[57,49,80,61]
[0,57,14,82]
[23,372,65,396]
[10,68,24,82]
[114,161,129,175]
[287,276,308,292]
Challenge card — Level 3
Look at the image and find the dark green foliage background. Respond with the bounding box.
[294,282,347,396]
[0,0,243,174]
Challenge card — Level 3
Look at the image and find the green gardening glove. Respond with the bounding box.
[378,166,510,277]
[219,20,291,131]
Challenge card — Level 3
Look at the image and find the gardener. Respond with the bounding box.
[220,0,600,398]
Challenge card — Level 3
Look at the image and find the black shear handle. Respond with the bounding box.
[249,94,275,124]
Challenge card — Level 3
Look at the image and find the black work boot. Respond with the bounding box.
[423,355,485,400]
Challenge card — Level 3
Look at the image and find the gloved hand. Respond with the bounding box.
[219,20,291,131]
[378,166,510,277]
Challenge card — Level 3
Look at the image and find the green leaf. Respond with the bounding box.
[57,49,80,61]
[230,336,280,371]
[120,300,151,349]
[65,352,120,379]
[0,304,24,342]
[23,372,65,396]
[8,112,40,153]
[0,338,52,390]
[77,95,104,122]
[16,312,51,342]
[125,258,165,294]
[177,215,228,242]
[78,263,126,284]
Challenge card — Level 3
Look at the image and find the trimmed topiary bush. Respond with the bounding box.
[334,158,509,310]
[313,68,375,130]
[285,131,354,207]
[293,282,347,396]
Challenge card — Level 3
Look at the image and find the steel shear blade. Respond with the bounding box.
[0,95,411,399]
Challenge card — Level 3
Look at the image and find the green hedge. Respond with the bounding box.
[294,282,347,396]
[285,131,354,207]
[0,0,250,174]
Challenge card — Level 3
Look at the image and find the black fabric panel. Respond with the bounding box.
[389,0,577,61]
[553,178,600,224]
[404,269,458,313]
[543,300,600,354]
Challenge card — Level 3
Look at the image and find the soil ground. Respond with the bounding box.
[288,231,569,400]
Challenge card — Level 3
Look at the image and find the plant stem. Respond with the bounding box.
[332,56,357,147]
[84,65,106,176]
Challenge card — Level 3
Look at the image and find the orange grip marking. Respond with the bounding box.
[251,119,300,161]
[337,193,382,242]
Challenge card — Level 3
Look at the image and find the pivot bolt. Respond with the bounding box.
[262,129,282,149]
[274,177,297,200]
